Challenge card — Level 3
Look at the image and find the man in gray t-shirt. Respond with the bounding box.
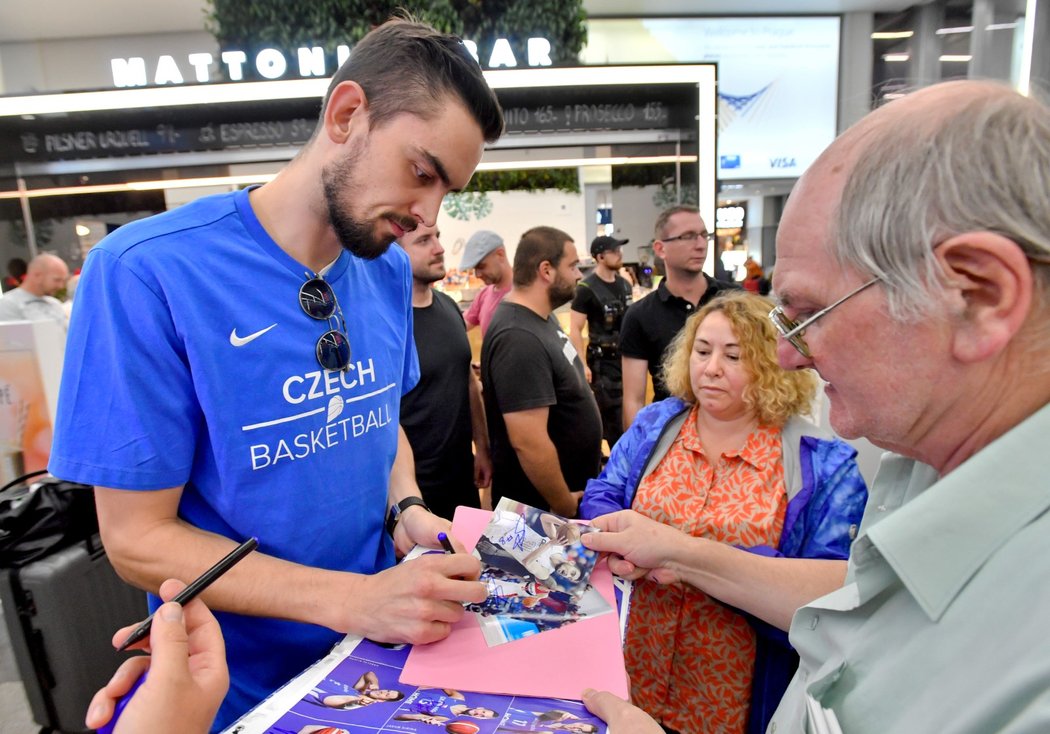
[0,253,69,328]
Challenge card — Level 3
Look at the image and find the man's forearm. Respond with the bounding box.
[467,371,489,454]
[388,425,423,506]
[100,513,366,634]
[667,536,847,631]
[513,437,576,515]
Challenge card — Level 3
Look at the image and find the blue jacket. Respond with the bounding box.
[580,397,868,734]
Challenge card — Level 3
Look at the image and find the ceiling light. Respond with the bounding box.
[0,66,714,117]
[986,22,1018,31]
[883,54,911,62]
[935,26,974,35]
[0,156,699,200]
[871,31,914,39]
[939,55,973,62]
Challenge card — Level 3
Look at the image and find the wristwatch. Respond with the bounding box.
[385,496,431,536]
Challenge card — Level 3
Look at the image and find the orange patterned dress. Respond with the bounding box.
[624,405,787,734]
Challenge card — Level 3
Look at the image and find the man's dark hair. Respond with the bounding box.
[319,17,504,143]
[513,226,573,287]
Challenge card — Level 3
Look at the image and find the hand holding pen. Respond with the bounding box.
[86,577,230,734]
[89,538,256,734]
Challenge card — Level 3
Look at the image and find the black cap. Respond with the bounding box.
[590,235,629,257]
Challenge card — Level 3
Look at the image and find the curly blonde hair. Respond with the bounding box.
[659,291,817,427]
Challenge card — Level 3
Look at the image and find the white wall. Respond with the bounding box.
[0,31,215,93]
[608,185,662,263]
[436,189,588,269]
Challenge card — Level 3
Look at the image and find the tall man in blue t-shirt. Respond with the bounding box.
[48,19,504,731]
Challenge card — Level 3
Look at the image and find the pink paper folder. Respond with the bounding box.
[400,505,629,700]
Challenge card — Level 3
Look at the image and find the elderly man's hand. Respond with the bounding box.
[581,510,686,585]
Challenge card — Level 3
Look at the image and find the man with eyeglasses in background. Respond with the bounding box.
[48,18,503,731]
[583,79,1050,733]
[619,205,737,429]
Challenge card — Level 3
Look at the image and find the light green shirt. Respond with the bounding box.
[769,402,1050,733]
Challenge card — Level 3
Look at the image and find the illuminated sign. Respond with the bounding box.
[110,38,553,88]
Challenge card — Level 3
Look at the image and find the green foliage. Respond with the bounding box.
[205,0,586,65]
[466,168,579,194]
[443,191,493,221]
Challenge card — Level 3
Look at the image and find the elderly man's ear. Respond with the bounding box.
[935,233,1035,363]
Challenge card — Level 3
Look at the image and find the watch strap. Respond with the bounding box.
[385,496,431,536]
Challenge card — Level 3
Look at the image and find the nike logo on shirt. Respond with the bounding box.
[229,324,277,347]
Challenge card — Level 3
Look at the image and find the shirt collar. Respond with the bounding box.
[866,401,1050,621]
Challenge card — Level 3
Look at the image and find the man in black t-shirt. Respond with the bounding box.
[619,205,738,428]
[482,227,602,517]
[399,224,492,520]
[569,236,633,448]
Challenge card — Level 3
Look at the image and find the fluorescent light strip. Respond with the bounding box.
[939,55,973,62]
[0,79,330,117]
[871,31,914,39]
[936,26,974,35]
[0,66,710,117]
[0,173,275,199]
[477,155,697,171]
[0,156,699,199]
[883,54,911,62]
[986,22,1018,31]
[1019,0,1038,96]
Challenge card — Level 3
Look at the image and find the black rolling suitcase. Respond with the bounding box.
[0,472,146,733]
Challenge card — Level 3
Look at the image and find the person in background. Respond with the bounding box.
[584,79,1050,734]
[85,578,227,734]
[460,230,513,338]
[2,256,26,292]
[0,252,70,327]
[399,223,493,517]
[581,292,866,734]
[741,256,770,296]
[49,18,503,731]
[482,226,602,517]
[619,206,737,430]
[569,236,633,450]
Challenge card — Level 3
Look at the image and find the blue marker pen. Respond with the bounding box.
[96,671,146,734]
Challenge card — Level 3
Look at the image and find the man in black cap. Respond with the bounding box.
[569,235,633,449]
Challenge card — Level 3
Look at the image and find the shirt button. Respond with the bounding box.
[770,723,777,733]
[810,614,820,630]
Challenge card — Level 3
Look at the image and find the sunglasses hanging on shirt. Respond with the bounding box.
[298,276,351,372]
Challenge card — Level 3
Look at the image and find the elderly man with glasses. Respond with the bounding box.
[583,79,1050,733]
[619,205,738,429]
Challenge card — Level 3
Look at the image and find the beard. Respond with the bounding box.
[322,145,416,261]
[414,261,447,285]
[548,272,577,310]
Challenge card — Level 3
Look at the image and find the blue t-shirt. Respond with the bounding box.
[49,187,419,730]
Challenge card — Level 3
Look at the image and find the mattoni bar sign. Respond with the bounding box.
[110,38,554,88]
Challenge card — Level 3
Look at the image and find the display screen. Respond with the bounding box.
[584,16,841,180]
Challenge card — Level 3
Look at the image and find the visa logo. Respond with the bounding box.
[770,157,797,168]
[720,154,741,169]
